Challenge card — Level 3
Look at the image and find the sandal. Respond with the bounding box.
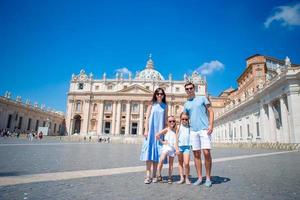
[144,177,152,184]
[167,178,173,184]
[157,175,163,182]
[176,178,185,184]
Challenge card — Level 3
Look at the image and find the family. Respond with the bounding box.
[140,82,214,187]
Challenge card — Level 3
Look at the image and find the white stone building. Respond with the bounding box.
[0,93,65,135]
[213,55,300,144]
[66,56,207,136]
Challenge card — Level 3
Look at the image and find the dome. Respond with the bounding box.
[135,56,165,81]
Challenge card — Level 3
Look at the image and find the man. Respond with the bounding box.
[183,82,214,187]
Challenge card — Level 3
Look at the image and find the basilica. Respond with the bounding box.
[66,56,206,136]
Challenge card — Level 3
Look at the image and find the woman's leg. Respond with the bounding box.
[146,161,152,177]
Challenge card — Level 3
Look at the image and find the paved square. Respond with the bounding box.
[0,138,299,200]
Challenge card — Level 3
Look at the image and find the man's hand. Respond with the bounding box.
[207,125,213,135]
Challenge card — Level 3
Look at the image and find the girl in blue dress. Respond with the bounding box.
[140,88,168,184]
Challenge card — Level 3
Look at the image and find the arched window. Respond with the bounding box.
[75,101,82,112]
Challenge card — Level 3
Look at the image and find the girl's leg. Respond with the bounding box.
[177,153,184,183]
[168,156,174,180]
[183,153,191,184]
[157,153,167,177]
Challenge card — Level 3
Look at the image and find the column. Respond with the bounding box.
[287,92,300,143]
[268,102,276,142]
[138,101,144,135]
[125,101,131,135]
[111,101,117,135]
[97,101,104,135]
[280,96,290,143]
[66,99,74,135]
[115,101,121,135]
[81,99,91,135]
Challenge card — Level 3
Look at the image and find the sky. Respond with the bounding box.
[1,0,300,112]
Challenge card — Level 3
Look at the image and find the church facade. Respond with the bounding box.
[66,56,206,136]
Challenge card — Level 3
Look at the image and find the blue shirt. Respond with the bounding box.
[183,96,210,132]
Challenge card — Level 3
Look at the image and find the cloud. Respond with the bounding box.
[196,60,224,75]
[115,67,132,76]
[264,3,300,28]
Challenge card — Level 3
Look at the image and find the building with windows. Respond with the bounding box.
[66,56,207,136]
[0,93,65,135]
[212,55,300,144]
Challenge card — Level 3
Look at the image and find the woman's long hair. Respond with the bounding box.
[151,88,167,104]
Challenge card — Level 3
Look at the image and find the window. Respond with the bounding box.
[104,102,112,112]
[146,86,150,90]
[43,121,46,127]
[7,114,12,128]
[123,85,127,89]
[35,120,39,131]
[131,123,138,135]
[256,122,260,137]
[95,85,99,90]
[122,104,126,112]
[176,87,180,92]
[27,118,32,130]
[78,83,84,90]
[107,85,113,90]
[247,124,250,137]
[75,101,82,112]
[131,103,139,113]
[104,122,111,134]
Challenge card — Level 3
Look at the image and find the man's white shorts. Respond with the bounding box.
[190,130,212,150]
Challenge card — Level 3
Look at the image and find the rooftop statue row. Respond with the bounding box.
[71,55,206,84]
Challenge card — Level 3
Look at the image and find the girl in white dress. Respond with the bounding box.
[155,116,177,184]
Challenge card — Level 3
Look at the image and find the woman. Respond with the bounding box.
[140,88,168,184]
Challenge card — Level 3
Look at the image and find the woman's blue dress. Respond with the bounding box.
[140,102,167,162]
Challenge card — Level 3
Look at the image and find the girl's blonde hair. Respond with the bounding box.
[180,112,189,119]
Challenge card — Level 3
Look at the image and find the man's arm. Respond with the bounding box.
[206,104,214,135]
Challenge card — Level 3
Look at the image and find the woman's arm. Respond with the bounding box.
[144,104,152,138]
[164,104,168,127]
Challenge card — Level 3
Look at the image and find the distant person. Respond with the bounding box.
[140,88,168,184]
[175,112,191,184]
[183,82,214,187]
[38,131,43,139]
[155,116,177,184]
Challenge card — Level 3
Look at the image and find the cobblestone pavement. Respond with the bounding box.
[0,138,299,200]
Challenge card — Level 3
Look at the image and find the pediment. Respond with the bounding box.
[117,84,152,94]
